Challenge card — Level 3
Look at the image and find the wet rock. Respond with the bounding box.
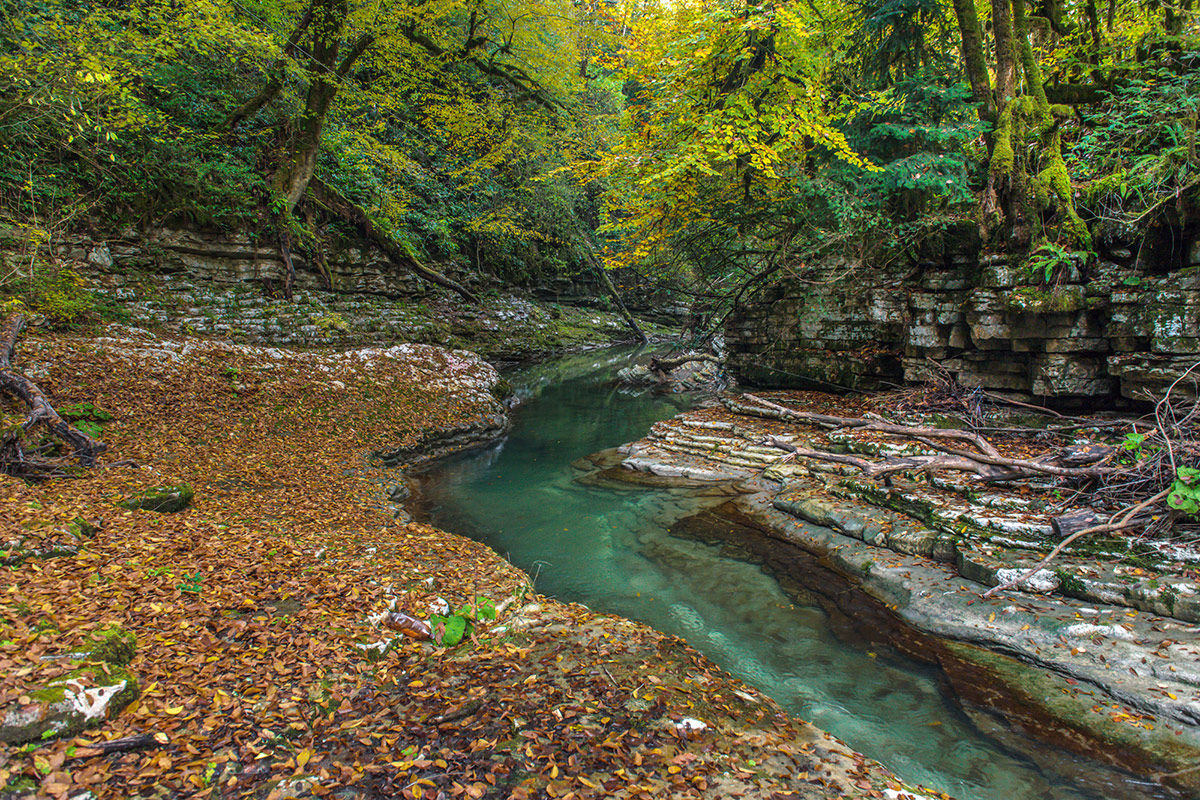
[117,483,194,513]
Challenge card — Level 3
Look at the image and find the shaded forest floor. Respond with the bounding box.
[0,328,922,800]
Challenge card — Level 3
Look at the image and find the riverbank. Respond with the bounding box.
[0,329,928,800]
[601,392,1200,797]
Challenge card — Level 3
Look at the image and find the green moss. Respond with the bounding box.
[1004,285,1085,313]
[1053,567,1086,597]
[1161,584,1179,615]
[989,113,1013,178]
[117,483,194,513]
[84,625,137,666]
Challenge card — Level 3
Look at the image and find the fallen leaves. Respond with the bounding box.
[0,330,906,800]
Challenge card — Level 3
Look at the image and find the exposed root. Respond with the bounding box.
[0,313,107,478]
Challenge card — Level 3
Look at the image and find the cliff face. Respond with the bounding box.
[726,228,1200,403]
[28,226,670,358]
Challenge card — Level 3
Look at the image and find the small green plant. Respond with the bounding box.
[177,570,203,594]
[314,311,350,333]
[1168,467,1200,517]
[1025,241,1079,284]
[25,267,99,327]
[429,596,498,647]
[1120,431,1146,461]
[59,401,113,439]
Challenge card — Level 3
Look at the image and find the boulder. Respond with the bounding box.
[0,663,139,745]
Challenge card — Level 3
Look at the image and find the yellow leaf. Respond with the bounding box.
[164,706,184,715]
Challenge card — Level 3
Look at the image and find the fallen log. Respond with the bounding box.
[1050,509,1103,538]
[68,733,164,759]
[0,313,106,475]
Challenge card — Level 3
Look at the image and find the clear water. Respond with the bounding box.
[417,347,1159,800]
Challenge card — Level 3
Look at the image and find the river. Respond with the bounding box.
[416,346,1158,800]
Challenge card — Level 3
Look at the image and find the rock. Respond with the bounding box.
[84,624,137,666]
[0,663,140,745]
[86,243,113,269]
[117,483,194,513]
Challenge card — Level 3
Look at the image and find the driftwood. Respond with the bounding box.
[734,394,1118,483]
[722,388,1198,596]
[68,733,164,759]
[0,313,106,476]
[983,489,1172,598]
[1050,509,1102,537]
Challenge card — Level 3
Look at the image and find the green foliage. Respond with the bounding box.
[1024,241,1081,284]
[1168,467,1200,517]
[60,401,114,439]
[176,570,203,594]
[1072,51,1200,219]
[838,77,984,226]
[429,597,497,647]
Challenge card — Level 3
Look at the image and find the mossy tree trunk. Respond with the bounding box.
[951,0,1093,253]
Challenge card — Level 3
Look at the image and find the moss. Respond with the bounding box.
[1,664,139,745]
[1053,567,1086,597]
[490,377,515,401]
[989,104,1016,179]
[1004,285,1086,313]
[84,624,137,666]
[1161,584,1179,615]
[117,482,194,513]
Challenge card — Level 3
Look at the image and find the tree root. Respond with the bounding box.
[0,313,106,478]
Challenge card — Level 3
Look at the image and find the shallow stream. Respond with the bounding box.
[417,346,1159,800]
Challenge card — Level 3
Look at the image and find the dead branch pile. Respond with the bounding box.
[888,360,987,425]
[0,312,106,479]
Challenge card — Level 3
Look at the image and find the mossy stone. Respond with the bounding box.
[117,483,194,513]
[84,625,137,666]
[0,663,139,745]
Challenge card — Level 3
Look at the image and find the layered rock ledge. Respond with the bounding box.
[605,394,1200,797]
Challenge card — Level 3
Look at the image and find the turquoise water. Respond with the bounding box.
[418,347,1160,800]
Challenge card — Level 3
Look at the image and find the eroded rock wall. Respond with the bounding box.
[727,229,1200,402]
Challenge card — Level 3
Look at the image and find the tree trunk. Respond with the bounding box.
[991,0,1019,105]
[951,0,995,120]
[220,8,315,131]
[580,245,648,344]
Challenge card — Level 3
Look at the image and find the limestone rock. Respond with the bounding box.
[0,663,140,745]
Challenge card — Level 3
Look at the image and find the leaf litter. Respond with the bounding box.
[0,327,931,800]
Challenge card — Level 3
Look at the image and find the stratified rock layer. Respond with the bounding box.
[727,228,1200,403]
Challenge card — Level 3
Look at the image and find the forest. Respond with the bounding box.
[1,0,1196,313]
[2,0,1200,799]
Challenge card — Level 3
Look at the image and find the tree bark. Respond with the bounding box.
[951,0,995,120]
[991,0,1019,105]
